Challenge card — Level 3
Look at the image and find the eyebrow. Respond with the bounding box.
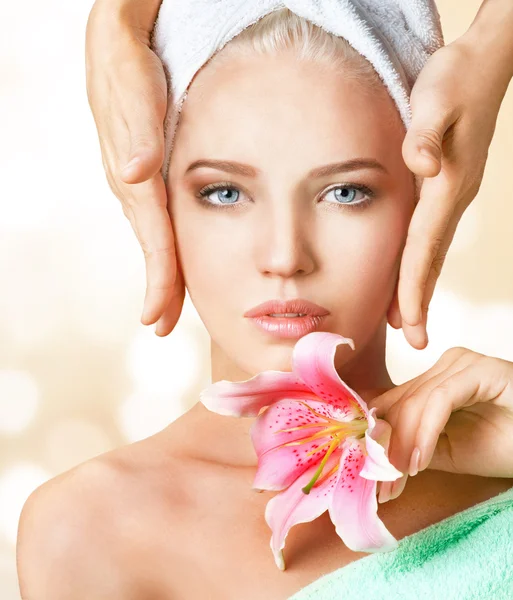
[185,158,389,178]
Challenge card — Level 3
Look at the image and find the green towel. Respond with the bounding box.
[288,485,513,600]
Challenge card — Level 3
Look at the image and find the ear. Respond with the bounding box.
[386,277,402,330]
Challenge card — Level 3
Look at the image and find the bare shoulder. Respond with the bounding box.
[16,429,185,600]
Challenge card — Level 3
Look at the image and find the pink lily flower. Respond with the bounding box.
[200,332,403,570]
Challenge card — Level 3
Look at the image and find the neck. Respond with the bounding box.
[186,324,393,468]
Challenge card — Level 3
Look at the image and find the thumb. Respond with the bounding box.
[120,54,168,184]
[122,128,165,184]
[402,105,457,178]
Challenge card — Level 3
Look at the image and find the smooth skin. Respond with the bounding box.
[85,0,513,346]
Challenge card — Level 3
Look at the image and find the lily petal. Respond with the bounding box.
[251,400,337,491]
[250,397,357,457]
[329,438,399,553]
[265,448,343,570]
[200,371,313,417]
[359,408,404,482]
[292,332,367,418]
[251,397,364,491]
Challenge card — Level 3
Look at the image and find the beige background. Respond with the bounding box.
[1,0,512,597]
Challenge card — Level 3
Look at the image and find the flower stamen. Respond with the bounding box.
[302,437,340,494]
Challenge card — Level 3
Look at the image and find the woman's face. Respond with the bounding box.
[167,50,415,376]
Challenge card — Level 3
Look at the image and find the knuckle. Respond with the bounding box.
[427,234,445,261]
[128,133,155,151]
[387,394,410,424]
[433,378,452,394]
[430,251,447,278]
[440,347,468,363]
[474,353,493,369]
[415,127,442,150]
[140,243,174,260]
[406,230,444,264]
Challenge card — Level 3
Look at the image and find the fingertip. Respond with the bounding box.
[141,299,167,327]
[402,322,429,350]
[378,481,393,504]
[153,320,168,337]
[387,313,402,330]
[140,311,158,327]
[402,138,441,178]
[387,307,401,330]
[141,292,168,326]
[121,150,163,184]
[389,473,409,502]
[401,311,422,329]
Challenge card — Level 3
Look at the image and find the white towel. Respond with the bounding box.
[151,0,444,182]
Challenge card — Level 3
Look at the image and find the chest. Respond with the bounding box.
[151,467,367,600]
[141,464,512,600]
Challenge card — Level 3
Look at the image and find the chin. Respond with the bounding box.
[233,339,298,378]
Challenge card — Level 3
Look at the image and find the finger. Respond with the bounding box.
[122,176,177,325]
[154,267,186,337]
[398,174,457,327]
[418,198,468,317]
[121,129,165,185]
[368,346,473,416]
[388,472,409,502]
[378,472,409,504]
[402,100,458,178]
[375,351,477,473]
[400,197,467,349]
[99,120,177,326]
[400,313,429,350]
[386,281,402,329]
[416,359,510,473]
[118,58,168,184]
[377,480,394,504]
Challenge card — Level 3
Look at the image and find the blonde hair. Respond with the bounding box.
[211,8,383,89]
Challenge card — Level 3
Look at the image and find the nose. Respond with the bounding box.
[255,202,315,279]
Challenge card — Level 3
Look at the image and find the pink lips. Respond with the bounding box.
[244,299,330,339]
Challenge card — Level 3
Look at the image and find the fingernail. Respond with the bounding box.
[409,447,421,477]
[378,481,392,504]
[389,473,408,501]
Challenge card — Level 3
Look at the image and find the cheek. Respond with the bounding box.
[358,214,406,281]
[325,205,409,313]
[170,199,247,320]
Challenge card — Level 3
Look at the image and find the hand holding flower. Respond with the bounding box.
[369,347,513,504]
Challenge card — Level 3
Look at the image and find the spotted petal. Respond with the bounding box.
[251,398,361,491]
[251,403,329,490]
[328,438,399,553]
[265,448,343,570]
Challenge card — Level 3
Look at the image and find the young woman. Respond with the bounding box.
[17,7,513,600]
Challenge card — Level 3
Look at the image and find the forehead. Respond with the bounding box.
[171,52,405,173]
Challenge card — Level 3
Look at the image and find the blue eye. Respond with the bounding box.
[196,182,374,210]
[324,185,370,205]
[199,184,241,205]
